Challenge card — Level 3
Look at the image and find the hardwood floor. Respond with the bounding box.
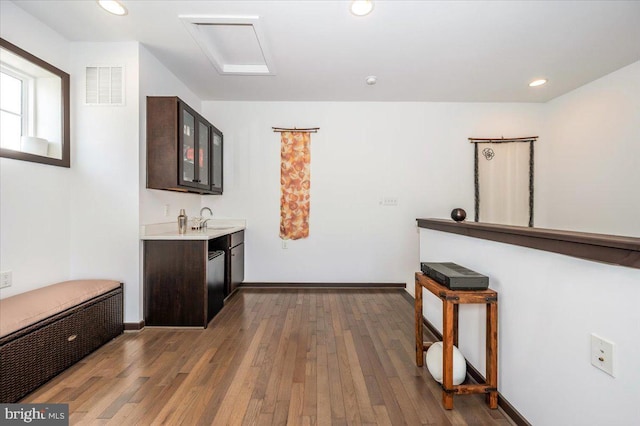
[24,289,514,425]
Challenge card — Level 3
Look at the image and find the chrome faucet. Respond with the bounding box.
[199,207,213,230]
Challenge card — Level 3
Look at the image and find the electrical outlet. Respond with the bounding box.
[282,240,288,249]
[0,270,12,289]
[164,204,170,217]
[591,333,615,376]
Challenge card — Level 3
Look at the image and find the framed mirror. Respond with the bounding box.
[0,38,70,167]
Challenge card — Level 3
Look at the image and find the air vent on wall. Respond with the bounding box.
[85,66,124,105]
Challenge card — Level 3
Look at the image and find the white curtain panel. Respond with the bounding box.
[478,142,530,226]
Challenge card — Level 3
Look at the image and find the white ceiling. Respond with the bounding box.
[11,0,640,102]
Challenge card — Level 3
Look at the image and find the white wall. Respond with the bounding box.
[2,6,638,424]
[68,42,140,321]
[201,101,543,285]
[0,1,71,298]
[537,61,640,237]
[138,44,205,320]
[420,229,640,425]
[0,30,207,321]
[138,44,203,226]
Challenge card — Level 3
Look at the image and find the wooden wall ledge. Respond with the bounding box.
[417,218,640,270]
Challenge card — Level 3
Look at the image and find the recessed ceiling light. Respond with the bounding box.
[350,1,374,17]
[529,79,547,87]
[365,76,377,85]
[97,0,128,16]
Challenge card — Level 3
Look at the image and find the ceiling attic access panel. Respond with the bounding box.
[180,15,275,75]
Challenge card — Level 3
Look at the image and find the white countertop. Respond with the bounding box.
[140,219,246,240]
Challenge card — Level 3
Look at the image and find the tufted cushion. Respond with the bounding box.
[0,280,121,338]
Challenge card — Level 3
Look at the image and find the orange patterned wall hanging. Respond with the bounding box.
[280,131,311,240]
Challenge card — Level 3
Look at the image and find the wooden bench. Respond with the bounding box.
[0,280,123,403]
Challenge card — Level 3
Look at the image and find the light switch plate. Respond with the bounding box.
[591,333,614,377]
[379,197,398,206]
[0,270,12,289]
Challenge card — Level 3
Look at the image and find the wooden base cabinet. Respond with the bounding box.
[230,240,245,295]
[210,231,245,297]
[144,240,224,327]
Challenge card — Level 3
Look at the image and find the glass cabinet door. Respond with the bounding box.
[182,109,196,184]
[211,128,223,192]
[198,121,210,186]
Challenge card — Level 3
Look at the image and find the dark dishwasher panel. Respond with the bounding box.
[207,250,225,324]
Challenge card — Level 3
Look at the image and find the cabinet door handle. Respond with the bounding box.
[232,253,235,256]
[193,179,200,183]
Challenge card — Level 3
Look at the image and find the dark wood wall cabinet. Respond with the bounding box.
[147,96,223,195]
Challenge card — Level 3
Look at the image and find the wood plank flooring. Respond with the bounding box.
[23,289,514,425]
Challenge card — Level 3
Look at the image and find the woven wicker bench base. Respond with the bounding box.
[0,285,123,403]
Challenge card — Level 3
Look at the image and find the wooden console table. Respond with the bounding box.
[414,272,498,410]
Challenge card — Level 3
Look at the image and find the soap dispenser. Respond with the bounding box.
[178,209,188,234]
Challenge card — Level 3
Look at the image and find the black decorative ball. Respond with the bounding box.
[451,208,467,222]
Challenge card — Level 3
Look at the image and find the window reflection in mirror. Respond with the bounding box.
[0,38,70,167]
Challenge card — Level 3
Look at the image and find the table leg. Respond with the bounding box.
[442,299,454,410]
[415,279,423,367]
[486,301,498,409]
[452,304,459,347]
